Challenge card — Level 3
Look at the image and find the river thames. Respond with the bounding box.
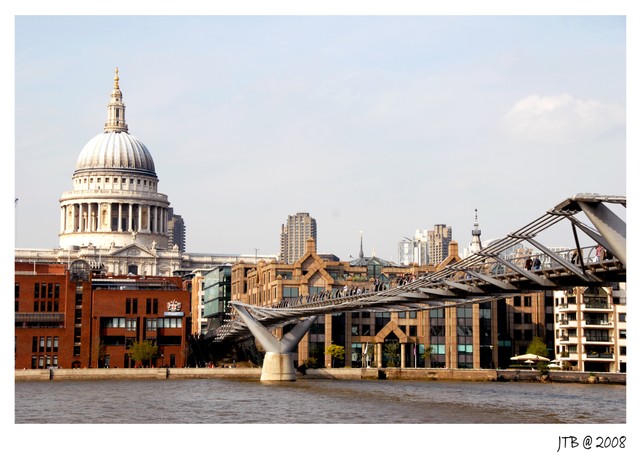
[12,377,632,472]
[15,378,625,424]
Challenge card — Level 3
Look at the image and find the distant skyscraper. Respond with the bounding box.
[427,224,452,265]
[167,208,186,252]
[398,229,429,266]
[280,212,317,264]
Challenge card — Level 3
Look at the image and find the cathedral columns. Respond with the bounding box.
[57,71,171,252]
[80,204,86,232]
[60,206,66,234]
[87,203,93,231]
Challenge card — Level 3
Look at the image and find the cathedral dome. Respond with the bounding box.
[75,131,157,177]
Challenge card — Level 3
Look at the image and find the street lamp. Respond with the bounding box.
[490,345,495,369]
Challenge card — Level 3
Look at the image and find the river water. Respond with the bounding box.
[15,378,625,424]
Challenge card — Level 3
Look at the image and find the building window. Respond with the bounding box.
[157,317,182,328]
[282,287,299,299]
[101,317,125,328]
[126,298,138,315]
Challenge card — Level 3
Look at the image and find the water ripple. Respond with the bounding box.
[15,379,625,424]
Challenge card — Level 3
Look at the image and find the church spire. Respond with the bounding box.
[104,67,128,133]
[359,231,364,259]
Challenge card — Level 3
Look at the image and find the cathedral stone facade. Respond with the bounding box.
[16,69,268,276]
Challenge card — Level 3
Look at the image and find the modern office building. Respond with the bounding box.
[427,224,452,265]
[398,229,428,266]
[168,209,187,253]
[201,265,233,335]
[279,212,317,264]
[230,237,542,370]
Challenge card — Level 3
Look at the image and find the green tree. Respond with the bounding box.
[128,340,158,368]
[325,344,345,368]
[527,336,550,372]
[527,336,549,357]
[421,345,433,368]
[90,335,106,368]
[384,340,400,367]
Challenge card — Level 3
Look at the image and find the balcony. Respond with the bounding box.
[584,300,610,310]
[586,352,614,359]
[583,319,612,327]
[557,319,577,327]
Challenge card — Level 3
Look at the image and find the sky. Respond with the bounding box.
[9,8,629,262]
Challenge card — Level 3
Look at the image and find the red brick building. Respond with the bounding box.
[15,261,190,369]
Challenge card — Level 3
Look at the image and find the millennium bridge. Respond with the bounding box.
[210,193,626,380]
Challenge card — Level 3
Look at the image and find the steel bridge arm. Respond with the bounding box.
[463,269,517,291]
[487,254,557,287]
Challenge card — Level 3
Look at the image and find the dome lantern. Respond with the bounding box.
[104,67,128,133]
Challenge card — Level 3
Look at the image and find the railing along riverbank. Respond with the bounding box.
[15,367,626,384]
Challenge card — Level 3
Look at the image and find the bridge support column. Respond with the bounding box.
[261,353,296,382]
[233,303,317,382]
[577,200,626,266]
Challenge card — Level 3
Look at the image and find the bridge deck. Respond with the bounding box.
[212,193,626,343]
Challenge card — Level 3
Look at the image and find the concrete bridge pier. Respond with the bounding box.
[233,304,317,382]
[261,353,296,382]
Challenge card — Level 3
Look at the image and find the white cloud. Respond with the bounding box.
[503,93,625,143]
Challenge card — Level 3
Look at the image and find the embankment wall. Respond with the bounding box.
[15,367,625,384]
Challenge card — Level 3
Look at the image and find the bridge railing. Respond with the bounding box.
[265,244,620,310]
[448,244,617,282]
